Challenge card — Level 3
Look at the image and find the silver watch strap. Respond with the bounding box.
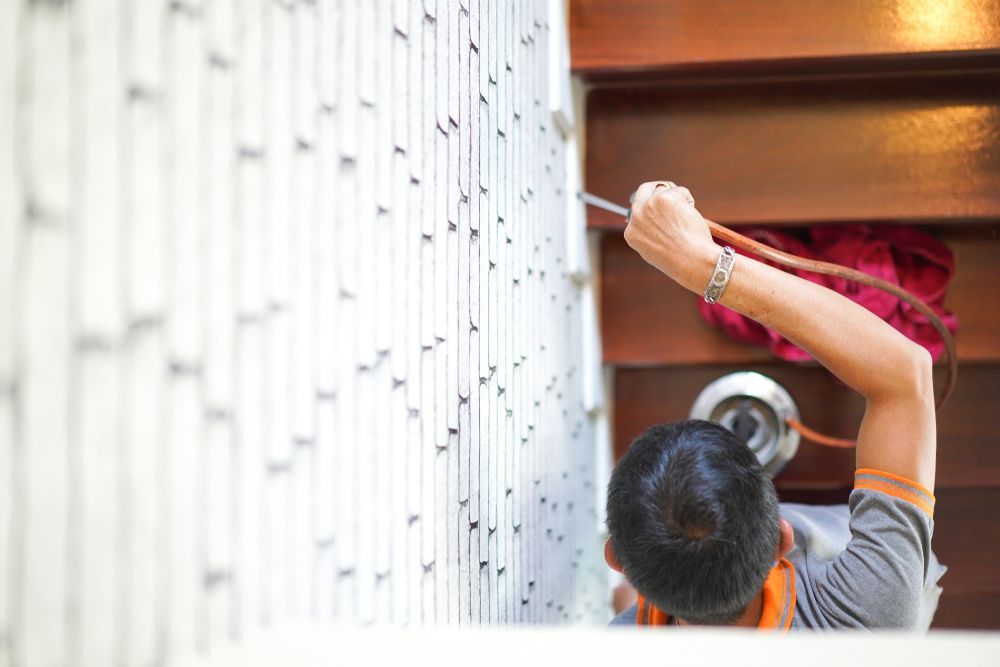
[703,246,736,304]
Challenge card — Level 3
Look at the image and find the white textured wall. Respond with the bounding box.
[0,1,608,666]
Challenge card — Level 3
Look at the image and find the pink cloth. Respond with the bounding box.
[698,226,959,362]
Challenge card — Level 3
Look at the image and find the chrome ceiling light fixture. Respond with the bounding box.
[689,372,800,478]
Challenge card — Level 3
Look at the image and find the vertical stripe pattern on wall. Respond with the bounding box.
[0,1,608,665]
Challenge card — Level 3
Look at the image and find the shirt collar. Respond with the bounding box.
[636,558,796,631]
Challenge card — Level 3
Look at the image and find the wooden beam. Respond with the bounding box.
[600,231,774,366]
[570,0,1000,76]
[613,364,1000,489]
[933,591,1000,629]
[933,487,1000,593]
[585,73,1000,227]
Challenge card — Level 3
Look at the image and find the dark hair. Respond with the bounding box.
[606,419,780,625]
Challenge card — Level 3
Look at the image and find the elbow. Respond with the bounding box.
[869,342,934,404]
[906,343,935,402]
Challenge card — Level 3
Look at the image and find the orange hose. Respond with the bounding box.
[706,220,958,449]
[784,417,856,449]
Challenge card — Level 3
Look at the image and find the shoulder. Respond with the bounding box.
[793,469,939,630]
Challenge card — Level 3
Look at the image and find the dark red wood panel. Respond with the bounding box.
[570,0,1000,75]
[599,232,774,366]
[585,74,1000,228]
[933,592,1000,629]
[613,364,1000,489]
[944,226,1000,362]
[601,227,1000,365]
[614,365,862,490]
[934,366,1000,488]
[933,487,1000,593]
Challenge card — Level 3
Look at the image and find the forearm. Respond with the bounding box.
[669,241,927,402]
[656,239,936,488]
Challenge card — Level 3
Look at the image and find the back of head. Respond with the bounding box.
[606,419,780,625]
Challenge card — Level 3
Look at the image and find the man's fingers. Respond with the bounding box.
[632,181,663,206]
[635,182,696,209]
[628,182,697,226]
[656,185,693,206]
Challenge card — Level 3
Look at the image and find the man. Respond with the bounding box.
[606,181,945,630]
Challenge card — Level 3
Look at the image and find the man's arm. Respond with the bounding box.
[625,182,936,490]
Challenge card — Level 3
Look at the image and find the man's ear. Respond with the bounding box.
[604,539,624,573]
[776,518,795,560]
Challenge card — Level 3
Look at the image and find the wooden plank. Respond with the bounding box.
[570,0,1000,75]
[600,226,1000,364]
[933,591,1000,629]
[613,365,860,489]
[585,73,1000,227]
[613,364,1000,489]
[933,487,1000,593]
[600,232,774,366]
[943,226,1000,363]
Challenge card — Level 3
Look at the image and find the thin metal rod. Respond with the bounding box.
[578,191,629,218]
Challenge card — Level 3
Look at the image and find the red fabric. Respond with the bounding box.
[698,226,958,362]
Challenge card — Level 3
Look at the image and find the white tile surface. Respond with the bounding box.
[79,0,123,339]
[167,8,205,367]
[0,0,16,390]
[76,352,120,666]
[0,1,608,663]
[0,396,11,666]
[19,5,73,663]
[166,373,200,657]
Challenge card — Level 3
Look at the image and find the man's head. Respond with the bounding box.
[605,419,784,625]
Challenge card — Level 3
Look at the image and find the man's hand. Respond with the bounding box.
[624,181,717,292]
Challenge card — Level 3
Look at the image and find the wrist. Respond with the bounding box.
[657,240,722,294]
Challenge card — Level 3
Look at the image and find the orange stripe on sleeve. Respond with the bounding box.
[854,469,935,518]
[855,468,935,500]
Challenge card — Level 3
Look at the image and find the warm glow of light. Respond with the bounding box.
[893,0,993,49]
[870,103,999,200]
